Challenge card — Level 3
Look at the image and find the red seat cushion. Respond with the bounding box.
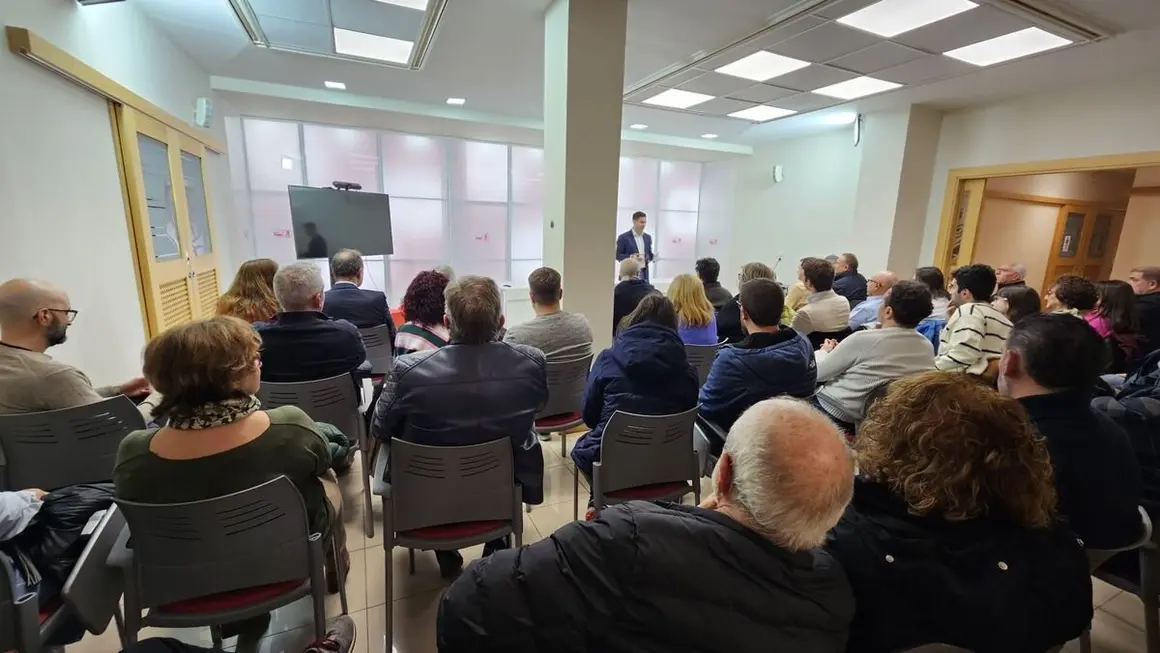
[401,520,507,539]
[38,597,62,625]
[158,580,305,614]
[606,481,690,501]
[536,412,582,428]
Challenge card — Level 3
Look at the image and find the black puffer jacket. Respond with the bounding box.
[825,480,1092,653]
[438,501,854,653]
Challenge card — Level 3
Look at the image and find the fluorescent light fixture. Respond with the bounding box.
[281,157,294,171]
[629,124,648,130]
[324,81,346,90]
[714,50,810,82]
[821,111,858,125]
[372,0,428,9]
[333,28,413,64]
[446,97,466,105]
[813,76,902,100]
[728,105,796,122]
[837,0,977,38]
[944,27,1071,66]
[642,88,714,109]
[701,133,719,139]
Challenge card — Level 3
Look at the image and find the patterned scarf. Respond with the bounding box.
[167,396,261,430]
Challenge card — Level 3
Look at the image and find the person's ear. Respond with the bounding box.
[443,315,451,330]
[314,292,325,310]
[999,349,1018,379]
[527,291,535,304]
[557,288,564,302]
[713,452,735,501]
[498,315,506,330]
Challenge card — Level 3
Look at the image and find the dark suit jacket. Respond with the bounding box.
[615,230,654,282]
[255,311,366,383]
[324,282,397,339]
[612,278,656,336]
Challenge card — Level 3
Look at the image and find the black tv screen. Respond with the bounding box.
[288,186,394,259]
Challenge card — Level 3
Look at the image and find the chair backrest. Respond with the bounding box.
[257,373,360,439]
[1086,505,1153,572]
[808,328,854,350]
[685,344,721,386]
[0,552,39,653]
[359,325,394,374]
[598,406,700,494]
[536,353,593,419]
[0,396,146,491]
[389,437,516,533]
[115,476,314,609]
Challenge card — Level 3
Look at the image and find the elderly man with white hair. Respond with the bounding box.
[995,263,1027,290]
[255,261,366,382]
[437,398,857,653]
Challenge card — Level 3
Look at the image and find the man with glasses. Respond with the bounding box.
[0,278,155,418]
[847,271,898,330]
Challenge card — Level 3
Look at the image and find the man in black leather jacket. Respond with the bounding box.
[371,275,547,578]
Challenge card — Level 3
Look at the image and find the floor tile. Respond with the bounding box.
[538,462,582,508]
[1081,608,1148,653]
[1102,590,1146,630]
[366,589,442,653]
[528,499,581,538]
[1094,577,1123,608]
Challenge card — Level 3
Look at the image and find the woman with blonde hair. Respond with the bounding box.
[824,371,1090,653]
[666,273,717,345]
[216,258,279,322]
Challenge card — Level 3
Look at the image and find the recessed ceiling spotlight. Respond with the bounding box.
[629,124,649,130]
[837,0,978,38]
[281,156,295,171]
[728,105,796,122]
[812,76,902,100]
[324,81,346,90]
[944,27,1072,66]
[372,0,429,9]
[446,98,466,105]
[642,89,715,109]
[715,51,810,82]
[701,133,719,140]
[333,28,413,64]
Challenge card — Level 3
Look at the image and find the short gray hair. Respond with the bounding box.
[1011,263,1027,280]
[434,264,456,281]
[724,398,854,550]
[444,275,502,344]
[619,258,642,280]
[330,249,363,279]
[274,261,324,311]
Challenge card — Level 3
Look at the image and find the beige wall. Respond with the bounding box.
[986,170,1135,204]
[1111,167,1160,279]
[974,198,1058,290]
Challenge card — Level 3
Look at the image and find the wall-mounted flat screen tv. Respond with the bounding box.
[288,185,394,259]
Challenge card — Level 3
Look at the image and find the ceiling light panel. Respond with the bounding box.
[333,28,413,64]
[729,106,797,122]
[324,81,346,90]
[373,0,429,9]
[446,98,466,105]
[701,134,719,139]
[629,124,648,130]
[715,51,810,82]
[837,0,978,38]
[642,88,715,109]
[812,76,902,100]
[944,27,1071,66]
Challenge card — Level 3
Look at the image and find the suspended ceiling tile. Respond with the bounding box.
[331,0,426,42]
[693,97,759,115]
[746,15,829,49]
[768,21,884,62]
[768,64,859,92]
[250,0,329,25]
[677,72,756,96]
[770,92,838,112]
[875,54,977,85]
[659,68,706,87]
[726,83,800,103]
[893,4,1033,53]
[829,41,927,74]
[694,43,765,72]
[258,15,335,52]
[813,0,882,21]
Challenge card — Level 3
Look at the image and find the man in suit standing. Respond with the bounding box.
[615,211,655,283]
[323,249,397,340]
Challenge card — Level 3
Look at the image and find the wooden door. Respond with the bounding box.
[172,133,221,317]
[1041,206,1125,293]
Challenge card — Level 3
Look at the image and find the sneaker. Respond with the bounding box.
[537,432,552,442]
[305,615,357,653]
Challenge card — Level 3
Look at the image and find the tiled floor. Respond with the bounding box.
[66,437,1151,653]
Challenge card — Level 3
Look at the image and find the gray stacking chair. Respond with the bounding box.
[258,373,375,537]
[372,437,522,650]
[684,343,722,387]
[0,553,37,653]
[0,395,145,491]
[533,350,594,460]
[577,406,701,520]
[359,325,394,375]
[1082,506,1155,653]
[113,476,344,647]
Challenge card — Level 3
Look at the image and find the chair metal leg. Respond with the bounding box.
[572,467,579,521]
[210,624,224,648]
[561,432,567,458]
[1142,544,1160,653]
[311,579,326,640]
[363,448,375,539]
[383,515,394,653]
[525,502,532,514]
[1080,629,1092,653]
[113,606,126,646]
[334,536,349,615]
[408,548,416,575]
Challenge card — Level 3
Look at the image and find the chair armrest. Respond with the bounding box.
[63,506,128,634]
[105,522,134,570]
[371,447,390,498]
[358,377,375,414]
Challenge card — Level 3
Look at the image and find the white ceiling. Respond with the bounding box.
[135,0,1160,144]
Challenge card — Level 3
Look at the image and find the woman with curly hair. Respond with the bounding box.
[394,270,451,356]
[1045,274,1098,317]
[216,258,280,322]
[825,371,1091,653]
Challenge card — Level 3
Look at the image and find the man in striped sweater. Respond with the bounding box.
[936,264,1013,376]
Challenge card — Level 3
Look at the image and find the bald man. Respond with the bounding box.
[996,263,1027,290]
[847,270,898,330]
[0,279,154,417]
[438,398,856,652]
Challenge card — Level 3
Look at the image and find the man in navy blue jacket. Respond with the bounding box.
[832,253,867,308]
[323,249,397,340]
[700,279,816,432]
[615,211,654,283]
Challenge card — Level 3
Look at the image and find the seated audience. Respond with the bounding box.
[216,258,279,323]
[832,252,867,307]
[1092,351,1160,512]
[813,281,936,431]
[998,314,1142,549]
[433,264,456,281]
[847,271,896,330]
[255,262,366,382]
[667,273,718,345]
[0,278,156,419]
[504,267,593,358]
[826,371,1092,653]
[438,398,857,653]
[695,257,733,311]
[394,270,451,356]
[612,257,654,334]
[935,264,1012,376]
[995,262,1028,289]
[1088,280,1140,373]
[790,258,850,336]
[323,249,396,336]
[372,276,546,578]
[113,316,348,592]
[1045,274,1098,317]
[1129,266,1160,369]
[914,266,950,320]
[718,262,793,344]
[785,258,811,311]
[992,284,1042,325]
[700,279,814,432]
[572,295,698,483]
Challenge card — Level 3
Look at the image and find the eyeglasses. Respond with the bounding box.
[39,308,78,324]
